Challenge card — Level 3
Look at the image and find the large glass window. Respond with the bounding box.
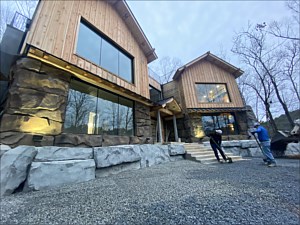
[201,113,237,135]
[64,79,134,136]
[76,20,133,83]
[149,85,162,103]
[196,84,230,103]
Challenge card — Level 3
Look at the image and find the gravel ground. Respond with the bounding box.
[1,158,299,225]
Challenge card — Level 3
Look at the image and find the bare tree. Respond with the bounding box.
[14,0,38,19]
[149,56,183,84]
[232,24,287,132]
[0,2,15,40]
[0,0,38,40]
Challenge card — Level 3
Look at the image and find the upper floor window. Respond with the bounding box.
[149,85,162,102]
[196,84,230,103]
[76,20,133,83]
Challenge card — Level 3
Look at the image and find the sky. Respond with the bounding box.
[127,0,292,67]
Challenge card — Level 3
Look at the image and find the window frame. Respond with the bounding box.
[195,83,231,103]
[64,77,135,136]
[76,18,134,84]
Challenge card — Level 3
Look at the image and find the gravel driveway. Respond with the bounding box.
[1,158,299,225]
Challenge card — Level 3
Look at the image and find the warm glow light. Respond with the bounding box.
[194,126,205,138]
[88,112,96,134]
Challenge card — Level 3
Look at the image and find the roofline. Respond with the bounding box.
[173,51,244,80]
[112,0,157,63]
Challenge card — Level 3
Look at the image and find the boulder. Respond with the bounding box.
[285,143,300,156]
[95,161,140,178]
[0,146,37,196]
[8,87,66,122]
[102,135,130,146]
[26,159,95,191]
[138,144,170,168]
[168,144,185,156]
[222,141,241,147]
[248,147,263,157]
[34,146,93,161]
[0,144,11,158]
[94,146,141,168]
[0,132,54,148]
[0,114,62,135]
[240,140,258,149]
[54,133,102,147]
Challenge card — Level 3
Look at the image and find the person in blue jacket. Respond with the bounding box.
[251,122,277,167]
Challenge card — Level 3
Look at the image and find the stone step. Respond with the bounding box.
[183,143,244,164]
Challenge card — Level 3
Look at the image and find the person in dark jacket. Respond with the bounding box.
[251,122,276,167]
[208,130,228,163]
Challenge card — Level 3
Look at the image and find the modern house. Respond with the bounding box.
[0,0,252,148]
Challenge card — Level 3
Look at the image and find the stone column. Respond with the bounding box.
[157,110,163,143]
[173,115,179,142]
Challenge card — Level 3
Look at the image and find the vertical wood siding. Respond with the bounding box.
[24,0,150,98]
[180,60,244,109]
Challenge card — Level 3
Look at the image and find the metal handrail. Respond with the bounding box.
[10,12,31,32]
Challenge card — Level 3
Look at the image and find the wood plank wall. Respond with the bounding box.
[149,76,161,91]
[180,60,244,109]
[24,0,150,99]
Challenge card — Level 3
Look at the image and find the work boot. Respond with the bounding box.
[268,163,277,167]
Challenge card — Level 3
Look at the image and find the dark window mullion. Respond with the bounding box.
[99,38,102,66]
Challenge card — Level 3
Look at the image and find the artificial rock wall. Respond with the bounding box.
[0,58,153,147]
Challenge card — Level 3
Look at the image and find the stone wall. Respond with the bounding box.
[0,143,185,196]
[0,58,71,147]
[0,58,154,147]
[135,102,153,143]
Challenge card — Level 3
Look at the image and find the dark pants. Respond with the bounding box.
[211,143,227,161]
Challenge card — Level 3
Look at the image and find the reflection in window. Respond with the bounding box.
[101,39,118,75]
[149,85,162,102]
[77,22,101,65]
[202,113,237,135]
[196,84,230,103]
[64,79,134,136]
[64,79,98,134]
[76,20,133,83]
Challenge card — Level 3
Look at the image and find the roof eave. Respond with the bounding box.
[112,1,157,64]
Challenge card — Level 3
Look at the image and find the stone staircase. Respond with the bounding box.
[183,143,243,164]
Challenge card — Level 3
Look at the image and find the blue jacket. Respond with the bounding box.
[253,126,270,142]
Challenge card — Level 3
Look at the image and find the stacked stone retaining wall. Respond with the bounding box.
[0,143,185,196]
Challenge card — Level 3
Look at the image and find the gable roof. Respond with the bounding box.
[110,0,157,63]
[173,51,243,80]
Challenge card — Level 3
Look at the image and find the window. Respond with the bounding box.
[149,85,162,102]
[196,84,230,103]
[76,20,133,83]
[64,79,134,136]
[201,113,237,135]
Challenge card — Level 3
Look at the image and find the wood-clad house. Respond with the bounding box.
[161,52,250,142]
[0,0,252,147]
[0,0,161,147]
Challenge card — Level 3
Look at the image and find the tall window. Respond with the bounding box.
[196,84,230,103]
[202,113,237,135]
[76,21,133,83]
[64,79,134,136]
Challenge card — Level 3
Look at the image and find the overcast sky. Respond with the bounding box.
[127,1,292,67]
